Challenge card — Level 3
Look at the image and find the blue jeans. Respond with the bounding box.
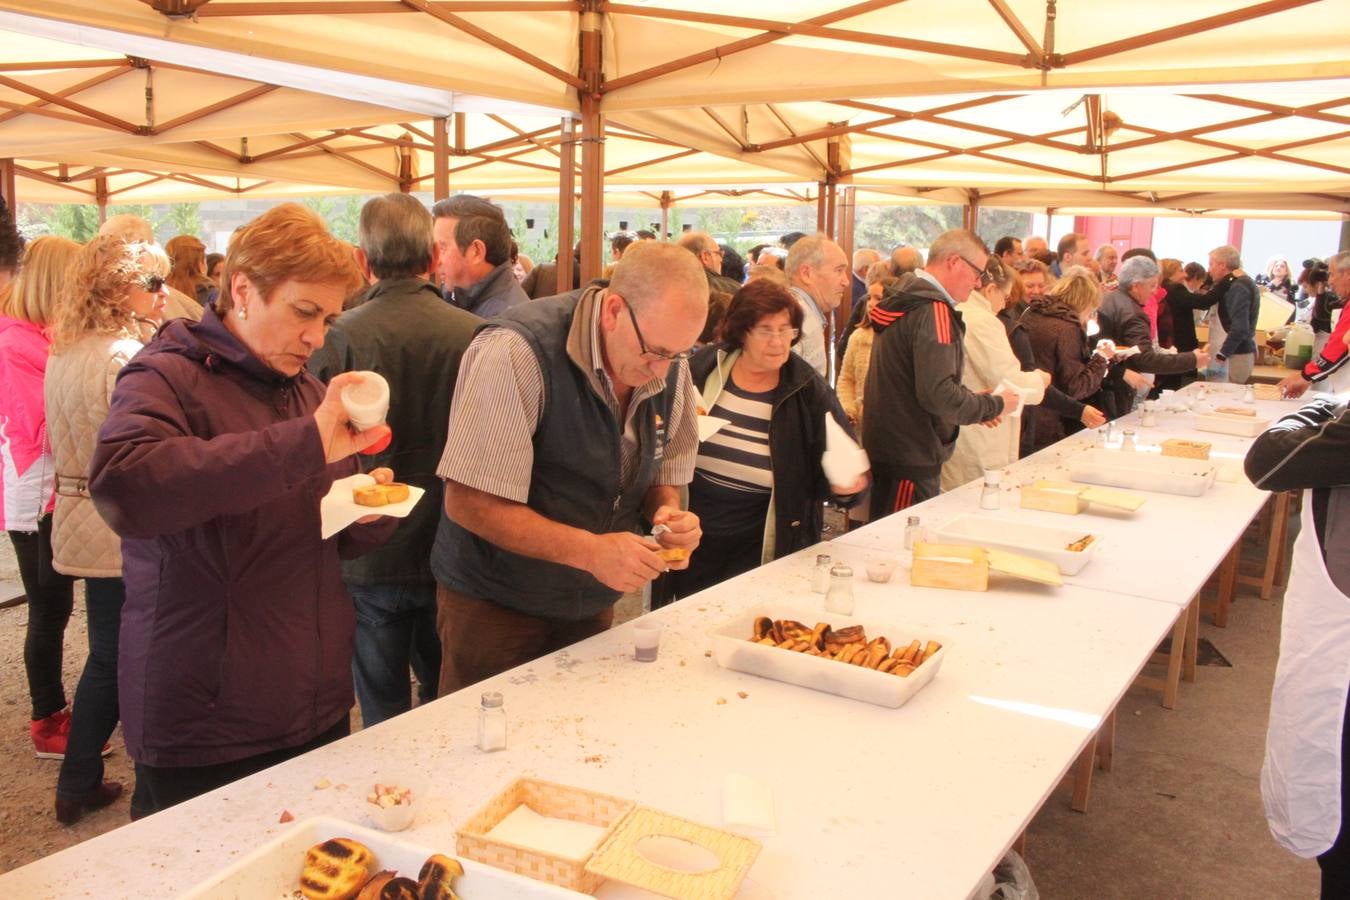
[56,577,124,799]
[348,583,440,728]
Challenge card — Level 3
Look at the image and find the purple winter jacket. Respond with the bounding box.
[89,309,395,768]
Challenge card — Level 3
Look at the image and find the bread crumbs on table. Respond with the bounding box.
[716,697,727,705]
[737,691,748,699]
[279,810,295,823]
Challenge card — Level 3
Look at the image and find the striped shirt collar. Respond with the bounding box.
[567,284,669,414]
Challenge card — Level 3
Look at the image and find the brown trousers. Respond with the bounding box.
[435,585,614,696]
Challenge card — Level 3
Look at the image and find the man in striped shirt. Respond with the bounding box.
[429,242,707,694]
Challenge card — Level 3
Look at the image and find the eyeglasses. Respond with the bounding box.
[957,255,992,287]
[138,274,166,293]
[748,326,799,343]
[621,297,694,362]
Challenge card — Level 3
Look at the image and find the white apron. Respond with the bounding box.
[1262,491,1350,857]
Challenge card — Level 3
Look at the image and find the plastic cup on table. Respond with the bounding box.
[633,622,662,662]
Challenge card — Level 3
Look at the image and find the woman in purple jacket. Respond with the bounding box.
[89,205,397,814]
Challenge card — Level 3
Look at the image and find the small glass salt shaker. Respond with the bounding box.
[1141,400,1157,428]
[1243,384,1255,404]
[980,469,1001,510]
[811,553,832,593]
[1121,429,1137,452]
[477,691,507,752]
[903,515,924,550]
[824,565,855,615]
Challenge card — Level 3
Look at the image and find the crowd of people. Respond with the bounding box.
[1,194,1349,893]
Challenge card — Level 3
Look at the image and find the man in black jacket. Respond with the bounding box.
[1209,244,1260,384]
[309,193,482,726]
[862,229,1018,518]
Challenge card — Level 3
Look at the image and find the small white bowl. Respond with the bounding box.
[865,558,898,583]
[363,778,419,832]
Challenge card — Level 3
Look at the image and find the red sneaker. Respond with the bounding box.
[31,710,113,760]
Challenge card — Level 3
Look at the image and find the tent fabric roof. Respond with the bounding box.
[0,1,1347,216]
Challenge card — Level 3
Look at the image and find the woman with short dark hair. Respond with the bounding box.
[666,280,866,599]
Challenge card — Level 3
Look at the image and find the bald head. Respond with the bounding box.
[99,214,155,244]
[610,241,707,317]
[891,245,923,276]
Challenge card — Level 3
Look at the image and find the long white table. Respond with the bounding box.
[0,542,1180,900]
[0,381,1296,899]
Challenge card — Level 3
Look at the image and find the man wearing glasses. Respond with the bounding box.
[862,229,1020,518]
[678,230,743,297]
[431,242,708,693]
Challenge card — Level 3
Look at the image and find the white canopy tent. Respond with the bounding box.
[1,0,1347,279]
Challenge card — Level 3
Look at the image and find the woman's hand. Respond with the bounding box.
[831,472,870,496]
[355,468,397,523]
[1080,405,1107,428]
[313,373,392,463]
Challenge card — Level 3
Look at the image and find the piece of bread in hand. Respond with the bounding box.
[657,547,687,562]
[353,483,411,507]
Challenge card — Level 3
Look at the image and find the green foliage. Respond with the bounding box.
[164,202,201,239]
[18,203,100,242]
[302,195,366,243]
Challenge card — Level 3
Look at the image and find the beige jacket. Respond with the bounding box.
[165,287,204,322]
[836,327,874,430]
[941,292,1046,491]
[45,330,144,577]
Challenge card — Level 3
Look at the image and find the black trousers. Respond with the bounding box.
[868,463,940,522]
[7,516,74,720]
[133,714,351,816]
[664,530,763,605]
[1318,684,1350,899]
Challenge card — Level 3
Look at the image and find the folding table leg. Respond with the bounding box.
[1183,596,1200,683]
[1097,710,1116,773]
[1213,544,1239,628]
[1262,491,1292,601]
[1071,734,1098,812]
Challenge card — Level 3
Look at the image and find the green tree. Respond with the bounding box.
[164,202,201,239]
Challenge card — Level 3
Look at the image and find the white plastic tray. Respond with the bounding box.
[1194,411,1271,437]
[1067,448,1217,497]
[934,514,1101,576]
[710,603,945,709]
[182,816,586,899]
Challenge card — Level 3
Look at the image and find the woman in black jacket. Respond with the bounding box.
[667,280,865,600]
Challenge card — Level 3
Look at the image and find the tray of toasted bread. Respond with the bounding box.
[1194,408,1271,437]
[711,604,947,708]
[320,473,426,539]
[1068,448,1217,497]
[182,816,584,899]
[934,514,1101,575]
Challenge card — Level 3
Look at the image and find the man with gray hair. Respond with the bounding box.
[99,214,203,323]
[851,247,882,306]
[1209,244,1259,384]
[308,192,482,726]
[1096,255,1209,416]
[431,241,707,693]
[863,229,1019,516]
[890,244,924,277]
[432,194,527,318]
[677,230,742,297]
[785,233,850,378]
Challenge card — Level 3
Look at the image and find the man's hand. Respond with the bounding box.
[651,506,701,571]
[313,372,391,462]
[1036,369,1052,388]
[830,473,870,496]
[1122,369,1150,391]
[1278,372,1311,400]
[1193,348,1211,371]
[1080,405,1107,428]
[584,532,667,593]
[981,385,1020,427]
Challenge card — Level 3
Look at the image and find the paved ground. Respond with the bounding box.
[0,513,1323,895]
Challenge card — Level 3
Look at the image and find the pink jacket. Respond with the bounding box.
[0,316,55,531]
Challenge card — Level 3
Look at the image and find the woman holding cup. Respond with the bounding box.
[88,205,397,814]
[665,280,865,600]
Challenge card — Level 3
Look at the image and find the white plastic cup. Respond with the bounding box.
[341,371,390,430]
[865,558,897,583]
[633,622,662,662]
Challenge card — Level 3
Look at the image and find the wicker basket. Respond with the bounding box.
[455,777,635,893]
